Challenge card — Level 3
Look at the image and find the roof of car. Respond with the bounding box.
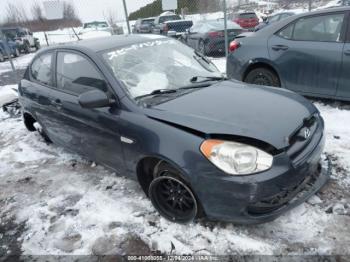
[51,34,168,52]
[254,6,350,36]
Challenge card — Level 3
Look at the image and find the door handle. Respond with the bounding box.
[272,45,289,51]
[344,50,350,56]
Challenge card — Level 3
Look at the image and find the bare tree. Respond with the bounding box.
[31,1,44,21]
[63,2,78,20]
[5,2,28,24]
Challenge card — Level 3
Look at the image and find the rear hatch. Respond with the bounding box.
[235,13,259,28]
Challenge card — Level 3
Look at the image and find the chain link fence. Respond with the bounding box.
[122,0,236,58]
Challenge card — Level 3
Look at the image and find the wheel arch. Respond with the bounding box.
[243,61,283,87]
[23,111,37,132]
[136,154,191,197]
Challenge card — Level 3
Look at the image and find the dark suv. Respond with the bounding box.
[230,12,259,29]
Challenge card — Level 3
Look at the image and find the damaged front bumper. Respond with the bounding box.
[191,118,329,224]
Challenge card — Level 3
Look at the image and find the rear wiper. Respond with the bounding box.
[190,75,227,83]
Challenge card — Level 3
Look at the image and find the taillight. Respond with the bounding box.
[229,40,240,52]
[234,18,241,24]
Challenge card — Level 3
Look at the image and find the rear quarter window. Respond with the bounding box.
[31,53,53,86]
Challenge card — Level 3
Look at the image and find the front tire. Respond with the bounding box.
[149,163,198,224]
[244,67,280,87]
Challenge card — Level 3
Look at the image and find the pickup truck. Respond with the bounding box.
[152,13,193,37]
[1,27,40,53]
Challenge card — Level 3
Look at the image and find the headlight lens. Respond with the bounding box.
[200,139,273,175]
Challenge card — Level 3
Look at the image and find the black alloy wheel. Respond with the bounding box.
[149,169,198,223]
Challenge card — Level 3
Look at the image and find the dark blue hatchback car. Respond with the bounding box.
[19,35,329,224]
[227,7,350,101]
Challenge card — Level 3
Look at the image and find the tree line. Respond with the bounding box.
[0,1,81,32]
[128,0,223,20]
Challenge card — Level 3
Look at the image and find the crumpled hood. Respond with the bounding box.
[144,80,318,149]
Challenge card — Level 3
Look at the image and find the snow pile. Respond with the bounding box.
[0,84,18,107]
[0,53,35,74]
[1,54,350,256]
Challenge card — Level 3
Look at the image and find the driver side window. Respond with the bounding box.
[56,52,108,95]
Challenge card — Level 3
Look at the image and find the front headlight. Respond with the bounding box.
[200,139,273,175]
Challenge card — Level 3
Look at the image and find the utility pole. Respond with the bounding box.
[122,0,131,34]
[223,0,229,59]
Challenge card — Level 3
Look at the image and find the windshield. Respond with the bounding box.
[2,29,18,39]
[205,20,242,30]
[102,39,220,99]
[84,22,108,28]
[142,19,154,25]
[159,15,181,23]
[239,13,257,19]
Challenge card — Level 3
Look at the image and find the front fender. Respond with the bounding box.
[118,110,206,183]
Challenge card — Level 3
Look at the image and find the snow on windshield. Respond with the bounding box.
[103,39,219,98]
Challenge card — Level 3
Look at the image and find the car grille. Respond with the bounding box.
[286,114,321,167]
[247,164,322,215]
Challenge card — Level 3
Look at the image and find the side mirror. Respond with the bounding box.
[78,90,115,109]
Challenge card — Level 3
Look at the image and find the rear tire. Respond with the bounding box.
[148,162,198,224]
[14,48,20,57]
[244,67,280,87]
[0,52,4,62]
[24,42,30,54]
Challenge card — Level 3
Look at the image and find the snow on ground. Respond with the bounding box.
[0,54,35,75]
[1,54,350,256]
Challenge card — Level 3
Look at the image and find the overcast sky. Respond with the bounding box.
[0,0,155,23]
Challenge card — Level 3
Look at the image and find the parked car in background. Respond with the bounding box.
[1,27,39,53]
[227,7,350,101]
[133,17,155,33]
[0,39,20,62]
[182,19,243,56]
[19,35,329,224]
[81,21,114,35]
[152,12,193,37]
[255,11,296,31]
[230,12,259,30]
